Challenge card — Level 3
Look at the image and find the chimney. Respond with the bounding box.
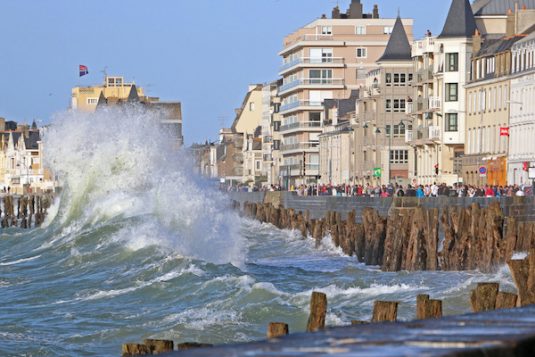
[506,8,515,36]
[348,0,363,19]
[373,4,379,18]
[332,6,341,19]
[472,29,482,55]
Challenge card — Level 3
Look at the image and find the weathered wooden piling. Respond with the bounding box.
[176,342,213,350]
[267,322,289,338]
[372,301,398,322]
[306,291,327,332]
[416,294,442,320]
[143,339,174,354]
[508,249,535,306]
[496,291,518,309]
[121,343,150,356]
[470,282,499,312]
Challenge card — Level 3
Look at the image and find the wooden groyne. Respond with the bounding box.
[0,194,53,229]
[236,199,535,273]
[121,251,535,356]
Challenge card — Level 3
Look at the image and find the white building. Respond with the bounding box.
[508,31,535,185]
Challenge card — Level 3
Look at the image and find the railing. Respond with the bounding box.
[280,143,320,151]
[280,121,322,132]
[413,37,436,53]
[279,100,323,113]
[405,130,414,143]
[429,126,441,140]
[406,102,414,114]
[429,96,441,110]
[417,97,429,112]
[279,78,344,93]
[280,57,344,72]
[283,34,335,48]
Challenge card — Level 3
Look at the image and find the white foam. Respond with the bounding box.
[43,107,245,266]
[0,255,41,266]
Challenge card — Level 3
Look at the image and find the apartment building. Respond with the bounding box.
[353,16,415,186]
[72,75,184,146]
[278,0,413,187]
[261,81,282,186]
[508,31,535,185]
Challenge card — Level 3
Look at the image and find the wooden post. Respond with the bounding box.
[416,294,442,319]
[496,292,518,309]
[121,343,150,356]
[470,283,499,312]
[351,320,367,325]
[372,301,398,322]
[267,322,289,338]
[508,249,535,306]
[143,339,174,354]
[306,291,327,332]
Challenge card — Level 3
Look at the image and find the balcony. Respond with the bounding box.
[416,97,430,112]
[280,163,320,177]
[429,96,441,110]
[280,120,322,132]
[407,126,441,145]
[279,100,323,114]
[279,57,345,75]
[415,68,433,83]
[412,37,436,56]
[429,125,441,140]
[406,102,414,114]
[405,130,413,143]
[279,78,344,96]
[280,34,345,55]
[280,142,320,153]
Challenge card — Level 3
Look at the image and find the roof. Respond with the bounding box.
[472,0,535,16]
[377,16,412,62]
[127,85,140,102]
[324,90,359,119]
[24,130,40,150]
[516,29,535,45]
[475,35,525,57]
[439,0,478,38]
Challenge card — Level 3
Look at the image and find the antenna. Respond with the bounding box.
[101,66,108,83]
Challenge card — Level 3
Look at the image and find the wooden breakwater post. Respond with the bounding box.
[143,339,174,354]
[372,301,398,322]
[267,322,289,339]
[508,249,535,306]
[306,291,327,332]
[121,343,150,356]
[416,294,442,320]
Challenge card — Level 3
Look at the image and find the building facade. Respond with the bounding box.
[278,0,413,187]
[508,31,535,185]
[72,75,184,146]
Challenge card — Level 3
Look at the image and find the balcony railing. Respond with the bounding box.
[405,130,414,143]
[280,120,322,132]
[279,78,344,93]
[283,34,335,48]
[279,100,323,113]
[406,102,414,114]
[280,143,320,152]
[429,125,441,140]
[429,96,441,110]
[280,57,344,72]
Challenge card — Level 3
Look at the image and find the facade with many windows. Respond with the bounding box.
[278,0,412,186]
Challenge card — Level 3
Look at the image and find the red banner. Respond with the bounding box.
[500,127,510,137]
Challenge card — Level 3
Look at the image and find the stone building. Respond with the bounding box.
[278,0,413,187]
[72,75,183,146]
[261,81,283,187]
[353,15,415,186]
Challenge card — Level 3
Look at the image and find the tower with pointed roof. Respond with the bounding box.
[352,14,415,186]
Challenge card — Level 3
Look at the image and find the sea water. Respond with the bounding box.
[0,107,516,355]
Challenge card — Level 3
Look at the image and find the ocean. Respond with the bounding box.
[0,108,516,355]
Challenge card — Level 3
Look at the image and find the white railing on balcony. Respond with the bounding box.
[406,102,414,114]
[279,78,344,93]
[279,100,323,113]
[280,143,320,151]
[280,120,322,132]
[280,57,344,72]
[283,34,335,48]
[429,96,441,110]
[405,130,414,143]
[429,126,441,140]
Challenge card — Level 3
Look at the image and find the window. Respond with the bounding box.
[309,112,321,122]
[446,83,458,101]
[385,99,392,111]
[390,150,408,164]
[445,113,458,132]
[310,48,333,63]
[249,102,255,111]
[384,26,393,34]
[385,73,392,84]
[446,53,459,72]
[321,26,332,35]
[273,121,281,132]
[309,69,332,84]
[386,124,410,137]
[356,26,366,35]
[87,98,98,105]
[386,99,406,112]
[273,140,281,150]
[356,48,367,58]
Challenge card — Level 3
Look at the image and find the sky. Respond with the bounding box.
[0,0,453,145]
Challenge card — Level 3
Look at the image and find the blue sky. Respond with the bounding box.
[0,0,452,145]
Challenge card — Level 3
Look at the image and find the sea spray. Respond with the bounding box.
[43,106,244,266]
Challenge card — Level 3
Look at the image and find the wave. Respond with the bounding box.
[42,107,244,266]
[0,255,41,266]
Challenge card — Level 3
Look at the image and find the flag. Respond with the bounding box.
[79,65,89,77]
[500,127,509,137]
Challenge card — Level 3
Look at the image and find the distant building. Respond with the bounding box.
[71,75,183,146]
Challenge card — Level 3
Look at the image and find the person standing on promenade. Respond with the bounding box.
[431,183,439,197]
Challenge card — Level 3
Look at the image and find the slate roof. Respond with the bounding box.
[377,16,412,61]
[472,0,535,16]
[324,90,359,119]
[127,85,140,102]
[24,130,40,150]
[439,0,478,38]
[516,29,535,44]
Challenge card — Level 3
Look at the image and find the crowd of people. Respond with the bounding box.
[225,182,532,198]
